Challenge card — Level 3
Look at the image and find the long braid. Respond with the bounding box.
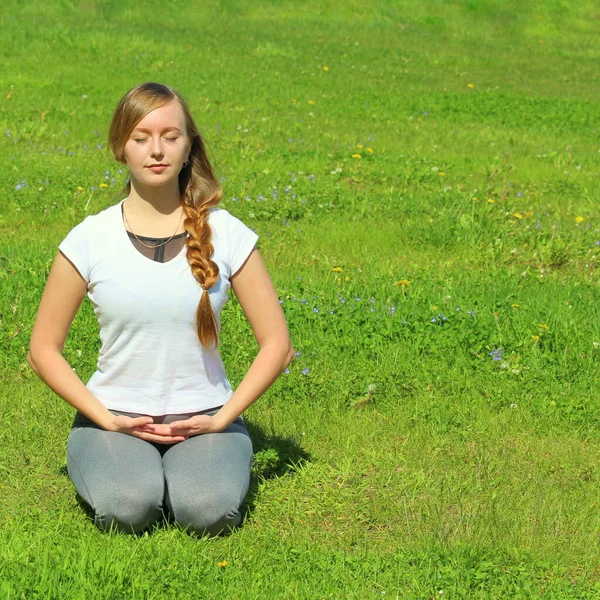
[181,138,222,349]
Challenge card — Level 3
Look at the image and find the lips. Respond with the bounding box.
[147,164,169,173]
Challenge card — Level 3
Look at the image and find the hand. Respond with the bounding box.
[142,414,227,439]
[107,415,187,445]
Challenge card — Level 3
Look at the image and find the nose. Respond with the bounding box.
[150,136,164,159]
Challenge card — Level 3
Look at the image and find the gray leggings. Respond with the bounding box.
[66,408,253,536]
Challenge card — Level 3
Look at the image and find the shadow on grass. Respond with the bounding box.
[243,419,311,518]
[58,419,310,536]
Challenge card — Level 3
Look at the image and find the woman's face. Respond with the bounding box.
[123,100,191,189]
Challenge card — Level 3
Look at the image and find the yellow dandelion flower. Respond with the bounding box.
[432,305,439,310]
[367,147,374,154]
[394,279,410,286]
[291,99,297,104]
[99,183,108,189]
[511,304,520,309]
[352,154,362,159]
[323,66,329,71]
[575,216,584,223]
[472,197,478,202]
[438,172,445,176]
[513,213,523,219]
[77,186,84,192]
[487,199,495,204]
[308,100,315,105]
[356,145,364,150]
[344,276,350,282]
[538,323,549,330]
[531,335,540,342]
[467,83,475,88]
[331,267,343,273]
[525,211,533,218]
[217,561,228,568]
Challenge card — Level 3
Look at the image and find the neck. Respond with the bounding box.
[126,178,183,217]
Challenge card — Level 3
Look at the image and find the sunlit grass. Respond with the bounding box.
[1,0,600,597]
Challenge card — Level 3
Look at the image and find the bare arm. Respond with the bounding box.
[28,251,182,442]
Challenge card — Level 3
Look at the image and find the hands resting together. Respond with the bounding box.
[107,414,227,444]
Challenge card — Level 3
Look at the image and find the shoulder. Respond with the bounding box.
[208,207,256,237]
[68,201,121,234]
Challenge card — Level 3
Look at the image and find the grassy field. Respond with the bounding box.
[1,0,600,597]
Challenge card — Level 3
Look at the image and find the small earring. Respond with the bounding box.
[183,157,190,168]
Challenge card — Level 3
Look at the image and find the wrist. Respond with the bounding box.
[211,412,231,432]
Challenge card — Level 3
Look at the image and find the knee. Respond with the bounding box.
[169,491,243,536]
[93,488,163,534]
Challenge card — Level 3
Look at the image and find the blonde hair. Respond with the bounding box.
[108,82,221,349]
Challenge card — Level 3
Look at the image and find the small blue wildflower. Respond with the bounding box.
[455,307,461,312]
[279,299,284,304]
[232,197,238,202]
[370,298,375,303]
[258,195,264,200]
[288,139,293,143]
[294,351,302,357]
[370,307,375,312]
[596,241,600,246]
[467,310,476,317]
[302,368,310,375]
[355,297,361,302]
[431,317,437,323]
[301,299,307,305]
[285,186,292,193]
[284,368,290,374]
[517,192,522,197]
[96,144,102,149]
[309,174,315,181]
[489,347,505,361]
[329,310,334,315]
[313,307,319,313]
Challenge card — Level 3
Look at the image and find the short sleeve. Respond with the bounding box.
[223,211,259,276]
[58,217,92,282]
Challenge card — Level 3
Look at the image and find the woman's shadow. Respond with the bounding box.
[60,419,311,534]
[242,419,311,518]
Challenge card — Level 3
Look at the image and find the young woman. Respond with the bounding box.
[28,82,294,535]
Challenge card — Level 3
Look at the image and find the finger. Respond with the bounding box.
[138,423,172,435]
[132,431,187,444]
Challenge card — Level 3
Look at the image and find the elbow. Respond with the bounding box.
[284,341,295,368]
[27,349,39,375]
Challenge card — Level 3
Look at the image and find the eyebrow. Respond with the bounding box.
[132,127,182,134]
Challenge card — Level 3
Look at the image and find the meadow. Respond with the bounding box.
[1,0,600,597]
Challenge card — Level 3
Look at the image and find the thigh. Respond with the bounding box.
[67,414,165,515]
[162,418,253,529]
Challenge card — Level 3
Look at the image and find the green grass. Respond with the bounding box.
[1,0,600,597]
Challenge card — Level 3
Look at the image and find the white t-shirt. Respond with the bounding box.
[58,199,258,415]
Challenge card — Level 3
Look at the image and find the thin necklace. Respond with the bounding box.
[122,201,186,249]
